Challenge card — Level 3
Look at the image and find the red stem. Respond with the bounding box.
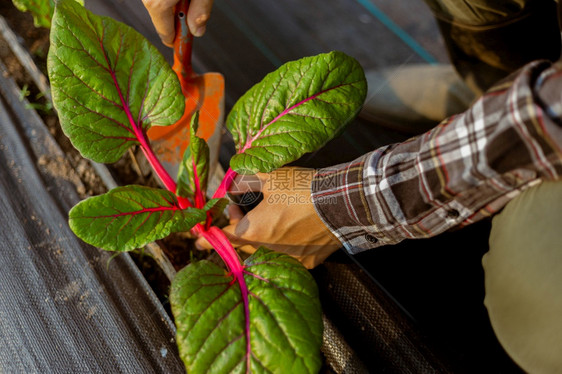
[137,133,176,192]
[212,167,238,199]
[192,158,206,209]
[197,226,251,364]
[199,226,244,274]
[101,36,181,200]
[136,128,191,209]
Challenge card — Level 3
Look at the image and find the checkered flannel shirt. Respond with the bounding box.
[312,60,562,254]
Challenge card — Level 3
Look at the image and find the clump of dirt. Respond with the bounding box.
[38,154,87,196]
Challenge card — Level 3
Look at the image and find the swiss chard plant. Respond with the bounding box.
[47,0,367,372]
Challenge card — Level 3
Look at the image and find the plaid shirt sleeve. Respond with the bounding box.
[311,60,562,255]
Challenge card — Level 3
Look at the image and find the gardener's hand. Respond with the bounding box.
[142,0,214,46]
[195,167,342,269]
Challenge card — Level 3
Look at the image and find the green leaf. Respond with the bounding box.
[176,112,210,199]
[171,247,323,374]
[12,0,83,28]
[227,51,367,174]
[69,185,205,251]
[203,198,229,221]
[47,0,184,163]
[13,0,53,28]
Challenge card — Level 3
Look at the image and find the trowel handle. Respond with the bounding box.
[172,0,195,86]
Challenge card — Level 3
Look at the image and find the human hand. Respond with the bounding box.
[195,167,342,269]
[142,0,214,47]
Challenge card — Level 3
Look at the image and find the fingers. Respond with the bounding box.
[237,244,258,256]
[194,223,251,251]
[193,167,334,270]
[228,204,244,224]
[194,236,211,250]
[142,0,179,47]
[143,0,213,47]
[187,0,214,37]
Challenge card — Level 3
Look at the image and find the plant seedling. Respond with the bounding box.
[47,1,367,372]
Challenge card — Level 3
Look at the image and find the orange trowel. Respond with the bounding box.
[147,0,224,178]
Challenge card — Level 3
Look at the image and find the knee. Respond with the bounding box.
[483,181,562,373]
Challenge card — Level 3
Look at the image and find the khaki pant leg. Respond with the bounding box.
[483,181,562,374]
